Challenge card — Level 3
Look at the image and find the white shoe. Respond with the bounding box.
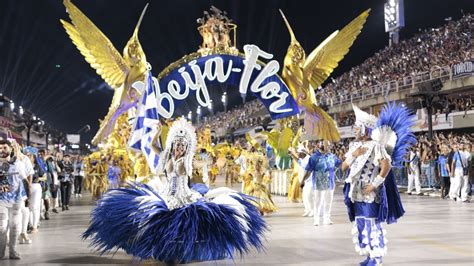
[323,218,333,225]
[308,212,314,217]
[78,194,82,198]
[313,220,320,226]
[302,211,310,217]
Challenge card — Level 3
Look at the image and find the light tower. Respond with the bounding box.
[384,0,405,46]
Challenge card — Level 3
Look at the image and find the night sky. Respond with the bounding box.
[0,0,472,143]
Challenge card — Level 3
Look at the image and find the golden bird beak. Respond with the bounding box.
[133,3,149,38]
[279,9,296,42]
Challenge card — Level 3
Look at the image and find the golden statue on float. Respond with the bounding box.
[279,9,370,142]
[61,0,149,145]
[197,6,238,55]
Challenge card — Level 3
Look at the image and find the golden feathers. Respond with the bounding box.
[279,9,370,142]
[60,0,149,144]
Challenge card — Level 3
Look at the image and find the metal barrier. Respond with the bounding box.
[323,65,453,106]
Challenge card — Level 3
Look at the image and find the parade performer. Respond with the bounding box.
[301,141,341,225]
[208,156,219,186]
[239,144,262,194]
[107,160,120,189]
[341,103,415,266]
[289,144,312,216]
[116,154,133,187]
[85,153,108,200]
[235,148,248,190]
[224,152,236,186]
[231,145,242,183]
[83,118,267,263]
[244,153,277,214]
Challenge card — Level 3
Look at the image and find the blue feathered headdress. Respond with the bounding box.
[374,102,417,168]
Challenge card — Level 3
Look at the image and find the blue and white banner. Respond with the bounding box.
[132,45,299,120]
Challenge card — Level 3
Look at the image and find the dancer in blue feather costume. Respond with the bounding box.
[83,118,267,263]
[341,103,416,266]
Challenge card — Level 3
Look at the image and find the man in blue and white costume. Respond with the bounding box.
[320,141,341,225]
[342,104,415,266]
[301,140,341,226]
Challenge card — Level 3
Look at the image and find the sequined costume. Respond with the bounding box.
[84,153,109,200]
[84,118,267,263]
[244,153,277,214]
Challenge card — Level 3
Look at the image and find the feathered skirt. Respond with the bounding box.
[83,183,267,263]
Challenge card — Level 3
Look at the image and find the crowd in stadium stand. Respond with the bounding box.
[200,14,472,135]
[201,100,265,132]
[317,14,472,104]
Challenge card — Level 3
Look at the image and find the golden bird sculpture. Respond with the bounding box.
[60,0,149,145]
[279,9,370,142]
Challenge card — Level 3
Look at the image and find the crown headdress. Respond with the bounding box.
[158,118,197,176]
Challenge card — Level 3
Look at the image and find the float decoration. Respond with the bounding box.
[61,0,370,173]
[279,9,370,142]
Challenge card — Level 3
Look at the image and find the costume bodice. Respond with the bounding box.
[159,157,201,209]
[345,140,386,203]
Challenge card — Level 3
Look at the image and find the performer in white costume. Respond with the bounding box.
[406,148,422,195]
[341,104,415,266]
[84,118,267,263]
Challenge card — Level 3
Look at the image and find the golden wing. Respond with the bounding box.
[259,130,280,151]
[291,126,303,149]
[60,0,129,89]
[303,9,370,93]
[304,105,340,142]
[278,127,294,154]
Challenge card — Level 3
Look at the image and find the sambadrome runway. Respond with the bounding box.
[11,180,473,265]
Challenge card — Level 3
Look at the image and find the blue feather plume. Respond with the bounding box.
[83,183,267,263]
[376,102,417,167]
